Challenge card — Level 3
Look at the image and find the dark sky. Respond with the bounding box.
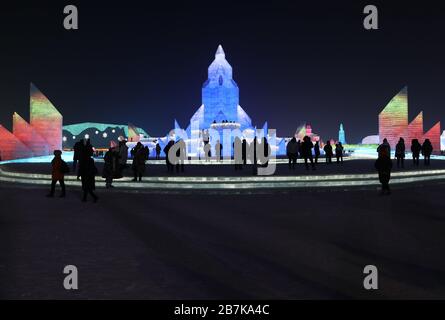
[1,0,444,143]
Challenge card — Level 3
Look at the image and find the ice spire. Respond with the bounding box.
[215,45,225,58]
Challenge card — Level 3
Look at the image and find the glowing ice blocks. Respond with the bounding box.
[379,87,441,151]
[13,112,50,156]
[379,87,409,148]
[405,112,423,145]
[127,123,140,142]
[0,125,33,160]
[338,123,346,144]
[196,45,253,131]
[30,83,63,153]
[424,122,441,152]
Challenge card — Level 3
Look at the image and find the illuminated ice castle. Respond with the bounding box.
[186,45,253,132]
[172,45,284,156]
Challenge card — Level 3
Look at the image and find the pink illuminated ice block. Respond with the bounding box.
[29,83,63,153]
[12,112,50,157]
[0,125,33,160]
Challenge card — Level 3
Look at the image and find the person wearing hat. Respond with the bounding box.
[47,150,69,198]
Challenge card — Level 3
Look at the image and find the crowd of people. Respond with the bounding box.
[286,136,344,170]
[44,134,438,199]
[375,137,434,195]
[48,138,99,201]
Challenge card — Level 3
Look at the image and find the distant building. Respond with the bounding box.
[338,123,346,144]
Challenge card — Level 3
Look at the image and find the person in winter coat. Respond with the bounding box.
[47,150,69,198]
[421,139,433,166]
[411,139,421,166]
[314,141,320,164]
[323,140,333,164]
[80,156,98,202]
[72,139,83,172]
[103,147,119,188]
[286,137,298,170]
[377,138,391,156]
[132,145,148,181]
[155,142,161,160]
[375,148,393,195]
[163,140,175,172]
[335,142,344,164]
[395,137,405,168]
[301,136,315,170]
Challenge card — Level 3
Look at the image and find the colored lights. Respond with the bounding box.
[0,83,63,160]
[338,123,346,144]
[30,83,63,153]
[379,87,441,151]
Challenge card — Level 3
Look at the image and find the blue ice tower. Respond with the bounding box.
[202,45,240,128]
[338,123,346,144]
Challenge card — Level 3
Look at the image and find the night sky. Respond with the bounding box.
[1,0,444,143]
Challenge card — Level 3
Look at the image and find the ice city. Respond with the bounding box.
[0,45,444,163]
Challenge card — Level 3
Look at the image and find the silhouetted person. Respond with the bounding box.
[131,142,143,180]
[203,142,211,162]
[130,141,143,159]
[47,150,68,198]
[77,139,94,180]
[175,139,186,173]
[242,139,247,166]
[411,139,421,166]
[314,141,320,164]
[422,139,433,166]
[375,148,393,195]
[118,139,128,175]
[296,139,301,160]
[155,142,161,160]
[324,140,333,164]
[335,142,344,164]
[80,157,98,202]
[103,147,119,188]
[234,137,243,170]
[132,144,148,181]
[72,139,83,172]
[395,138,405,168]
[215,140,222,161]
[301,136,315,170]
[286,137,298,170]
[163,140,175,172]
[377,138,391,156]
